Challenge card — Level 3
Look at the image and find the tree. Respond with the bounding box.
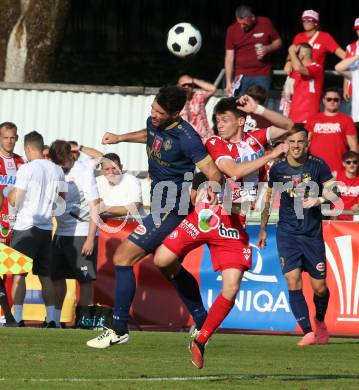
[0,0,71,83]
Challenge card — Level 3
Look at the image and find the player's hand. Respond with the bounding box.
[288,45,299,55]
[270,142,289,159]
[343,90,351,102]
[303,197,320,208]
[236,94,257,113]
[284,61,292,75]
[257,229,267,249]
[102,132,120,145]
[81,238,94,256]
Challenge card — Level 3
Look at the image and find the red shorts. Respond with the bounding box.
[0,225,12,246]
[163,205,252,272]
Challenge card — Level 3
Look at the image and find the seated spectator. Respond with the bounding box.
[335,151,359,221]
[96,153,143,217]
[306,87,358,176]
[177,74,216,141]
[243,84,272,132]
[49,140,100,328]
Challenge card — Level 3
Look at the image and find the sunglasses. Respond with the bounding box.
[325,97,340,102]
[344,160,358,165]
[180,83,194,88]
[302,18,316,23]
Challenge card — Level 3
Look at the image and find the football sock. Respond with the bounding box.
[289,289,312,334]
[45,305,55,323]
[0,278,16,323]
[170,266,207,329]
[112,266,135,335]
[196,293,234,344]
[13,304,23,323]
[314,289,330,322]
[54,308,62,327]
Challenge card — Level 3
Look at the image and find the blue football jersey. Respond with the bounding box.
[269,155,333,237]
[146,117,211,213]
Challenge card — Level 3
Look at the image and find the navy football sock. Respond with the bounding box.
[0,277,16,323]
[171,266,207,329]
[289,289,312,334]
[112,266,136,335]
[314,289,330,322]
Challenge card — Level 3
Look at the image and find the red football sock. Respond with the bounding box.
[196,293,234,344]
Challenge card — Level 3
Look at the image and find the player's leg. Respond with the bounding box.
[310,277,330,344]
[53,278,66,328]
[155,214,208,331]
[0,276,16,325]
[191,268,243,369]
[11,274,26,325]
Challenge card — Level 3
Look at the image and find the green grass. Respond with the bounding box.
[0,329,358,390]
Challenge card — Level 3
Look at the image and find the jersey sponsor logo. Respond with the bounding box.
[235,149,264,163]
[180,219,200,239]
[313,43,321,50]
[0,175,16,185]
[325,233,359,321]
[218,223,240,239]
[253,33,264,38]
[313,122,342,134]
[198,209,220,232]
[134,225,147,235]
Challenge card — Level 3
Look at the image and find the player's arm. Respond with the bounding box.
[334,47,346,60]
[8,188,25,207]
[197,158,223,188]
[102,129,147,145]
[218,143,288,179]
[81,199,99,256]
[343,78,351,101]
[0,190,3,209]
[335,55,359,79]
[257,187,273,249]
[73,144,103,159]
[100,202,142,217]
[237,94,294,139]
[288,45,309,76]
[192,78,217,99]
[225,49,235,96]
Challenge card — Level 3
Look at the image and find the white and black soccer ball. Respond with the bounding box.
[167,23,202,58]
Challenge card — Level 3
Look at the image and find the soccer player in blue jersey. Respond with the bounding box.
[87,85,222,348]
[258,125,336,346]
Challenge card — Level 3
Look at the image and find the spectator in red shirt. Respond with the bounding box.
[225,4,282,97]
[288,43,323,123]
[306,88,358,176]
[335,151,359,221]
[177,74,216,142]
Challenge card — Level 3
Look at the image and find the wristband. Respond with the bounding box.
[254,105,265,115]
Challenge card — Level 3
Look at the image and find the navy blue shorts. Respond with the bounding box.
[128,212,185,253]
[276,229,326,279]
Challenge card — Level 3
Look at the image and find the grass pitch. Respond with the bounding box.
[0,328,358,390]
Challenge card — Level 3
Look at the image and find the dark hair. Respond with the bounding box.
[49,140,71,165]
[235,4,254,18]
[342,150,358,161]
[287,123,308,137]
[155,85,187,114]
[102,152,122,170]
[24,131,44,150]
[69,140,78,146]
[322,87,341,98]
[214,97,247,119]
[298,42,313,57]
[244,84,268,105]
[0,122,17,132]
[211,113,219,135]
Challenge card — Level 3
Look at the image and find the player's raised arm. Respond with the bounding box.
[102,129,148,145]
[237,94,294,139]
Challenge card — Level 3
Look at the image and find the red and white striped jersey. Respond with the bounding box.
[205,129,271,202]
[0,153,24,228]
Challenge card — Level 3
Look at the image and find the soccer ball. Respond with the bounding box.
[167,23,202,58]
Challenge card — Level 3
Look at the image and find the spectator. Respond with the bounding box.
[288,43,323,123]
[335,54,359,135]
[49,140,100,329]
[42,145,50,160]
[243,84,272,132]
[225,4,282,97]
[97,153,143,217]
[335,151,359,221]
[343,18,359,102]
[306,88,358,176]
[177,74,216,141]
[0,122,24,326]
[8,131,65,328]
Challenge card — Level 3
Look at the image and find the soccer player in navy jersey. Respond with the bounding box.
[87,85,222,348]
[258,126,336,346]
